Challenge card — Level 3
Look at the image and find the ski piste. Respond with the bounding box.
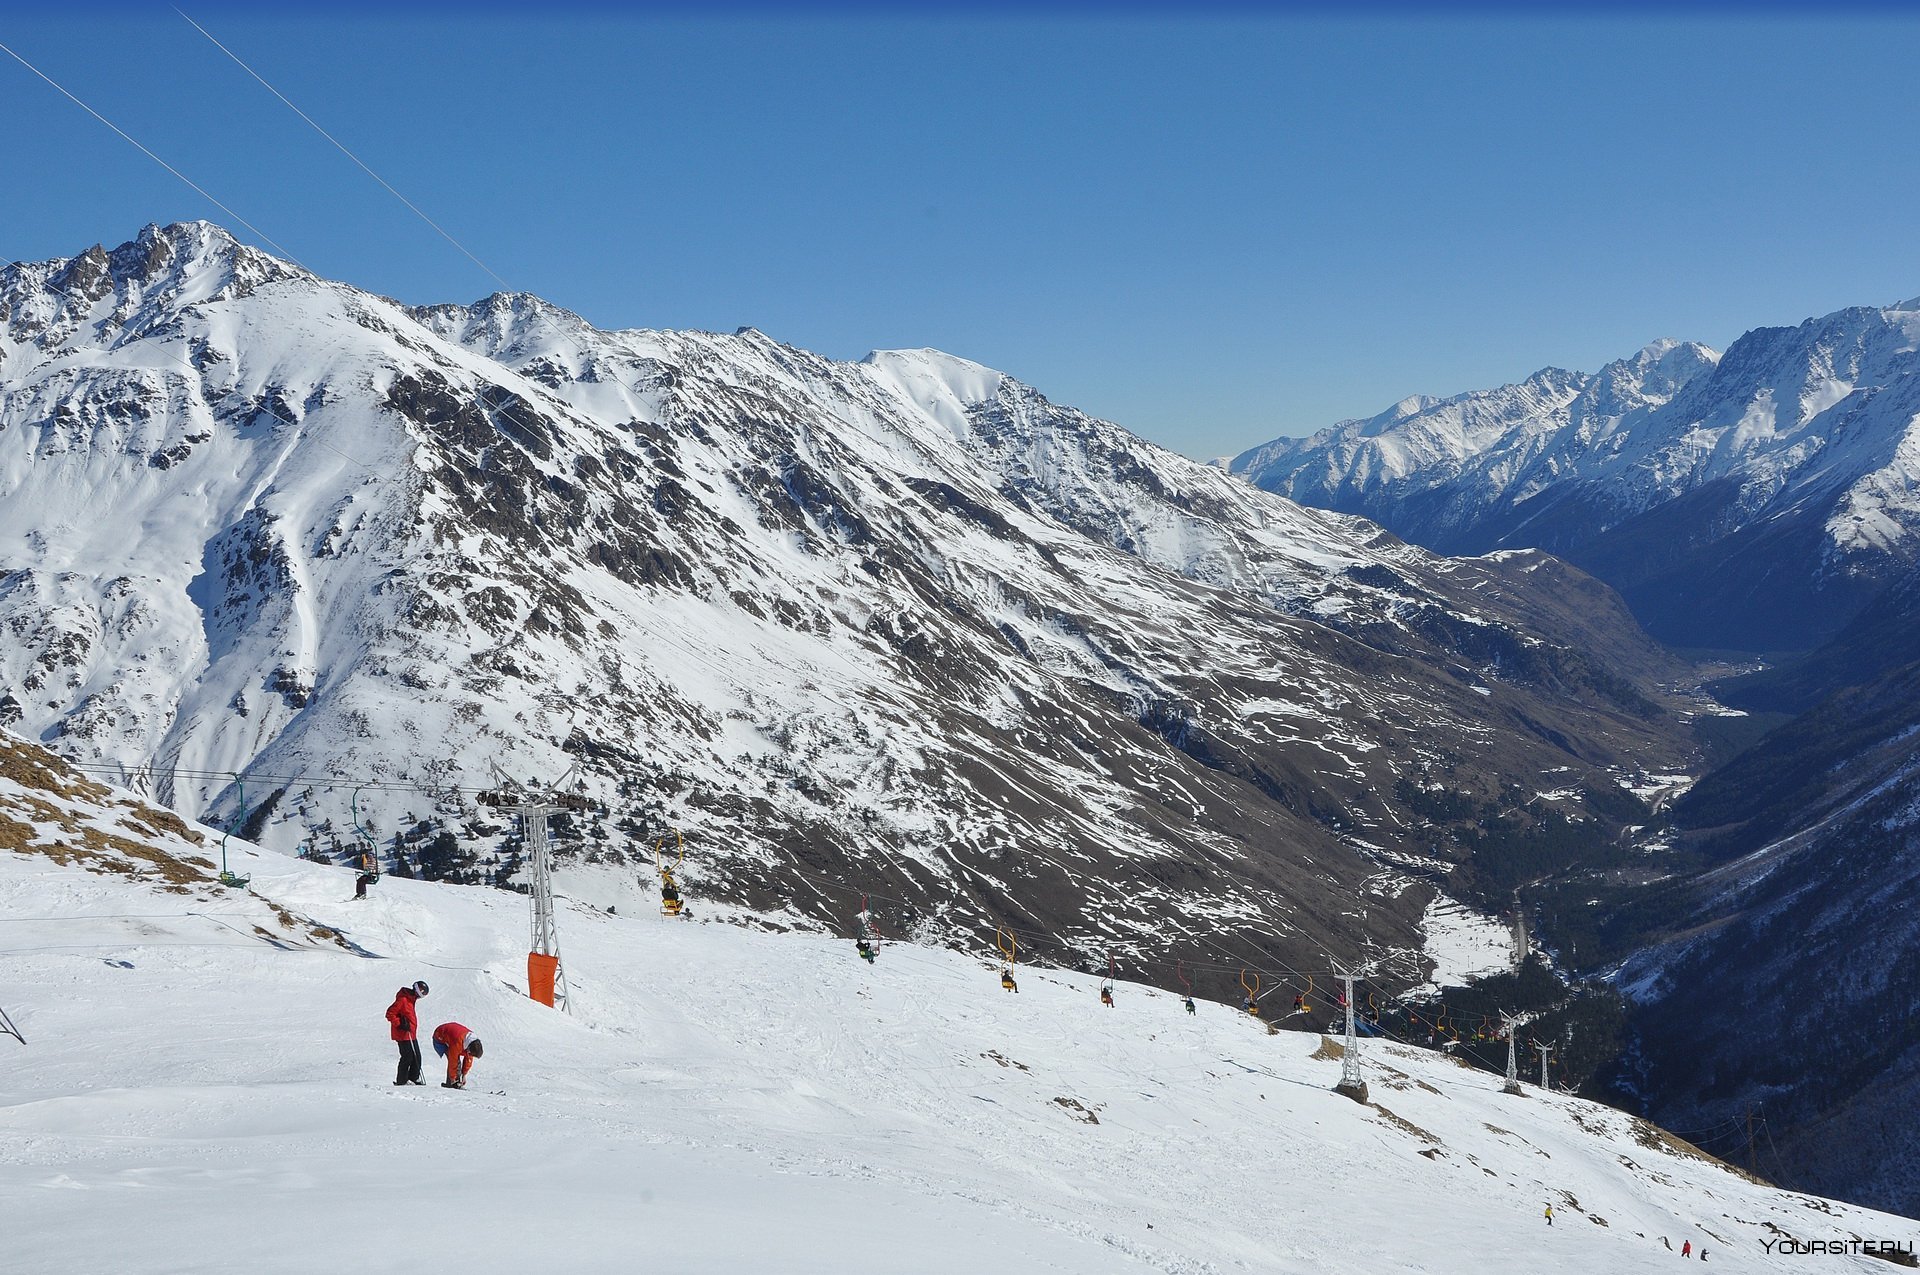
[2,745,1909,1273]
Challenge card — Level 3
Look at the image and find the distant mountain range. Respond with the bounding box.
[1233,301,1920,651]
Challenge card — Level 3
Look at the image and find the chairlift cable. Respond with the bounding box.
[173,5,511,292]
[0,38,302,265]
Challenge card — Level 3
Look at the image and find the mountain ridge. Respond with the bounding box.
[0,221,1693,995]
[1232,299,1920,649]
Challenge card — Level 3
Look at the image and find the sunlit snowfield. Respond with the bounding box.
[1,800,1905,1275]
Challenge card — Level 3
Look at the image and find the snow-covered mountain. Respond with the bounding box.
[3,733,1907,1272]
[0,222,1692,988]
[1232,303,1920,650]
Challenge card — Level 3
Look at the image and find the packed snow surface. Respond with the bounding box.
[0,775,1907,1273]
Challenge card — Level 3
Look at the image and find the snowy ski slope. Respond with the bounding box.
[0,749,1907,1273]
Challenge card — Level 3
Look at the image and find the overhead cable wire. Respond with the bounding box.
[173,6,513,293]
[0,37,302,265]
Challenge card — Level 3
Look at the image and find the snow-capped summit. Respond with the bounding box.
[4,221,303,351]
[1233,299,1920,648]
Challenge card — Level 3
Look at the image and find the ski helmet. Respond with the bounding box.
[413,980,429,997]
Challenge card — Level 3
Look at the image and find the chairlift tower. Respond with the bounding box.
[483,766,590,1014]
[1500,1010,1526,1095]
[1330,962,1370,1103]
[1534,1040,1554,1090]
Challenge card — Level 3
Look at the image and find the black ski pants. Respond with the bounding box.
[395,1038,422,1084]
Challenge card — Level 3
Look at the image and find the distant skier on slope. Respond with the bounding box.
[385,980,429,1085]
[1681,1240,1691,1258]
[1543,1204,1553,1226]
[432,1021,484,1088]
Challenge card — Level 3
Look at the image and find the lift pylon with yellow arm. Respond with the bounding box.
[655,832,686,918]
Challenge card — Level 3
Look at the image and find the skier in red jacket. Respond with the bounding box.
[432,1021,484,1088]
[385,980,429,1085]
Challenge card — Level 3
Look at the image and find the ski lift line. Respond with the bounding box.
[173,6,511,293]
[164,7,610,451]
[0,39,303,266]
[57,769,1399,993]
[35,761,1388,992]
[1759,1119,1795,1190]
[1661,1114,1750,1140]
[59,761,489,797]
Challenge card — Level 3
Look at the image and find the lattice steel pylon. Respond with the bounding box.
[1330,962,1371,1103]
[483,766,591,1014]
[1500,1010,1526,1095]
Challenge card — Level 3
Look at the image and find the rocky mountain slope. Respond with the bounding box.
[0,222,1693,991]
[1232,303,1920,650]
[1609,657,1920,1217]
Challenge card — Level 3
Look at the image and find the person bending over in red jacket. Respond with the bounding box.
[385,980,429,1085]
[432,1021,484,1089]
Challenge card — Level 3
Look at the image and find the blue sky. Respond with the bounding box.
[3,6,1918,459]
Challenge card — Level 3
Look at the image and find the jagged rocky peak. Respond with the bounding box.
[104,220,301,297]
[3,221,305,345]
[408,289,594,357]
[1594,338,1719,401]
